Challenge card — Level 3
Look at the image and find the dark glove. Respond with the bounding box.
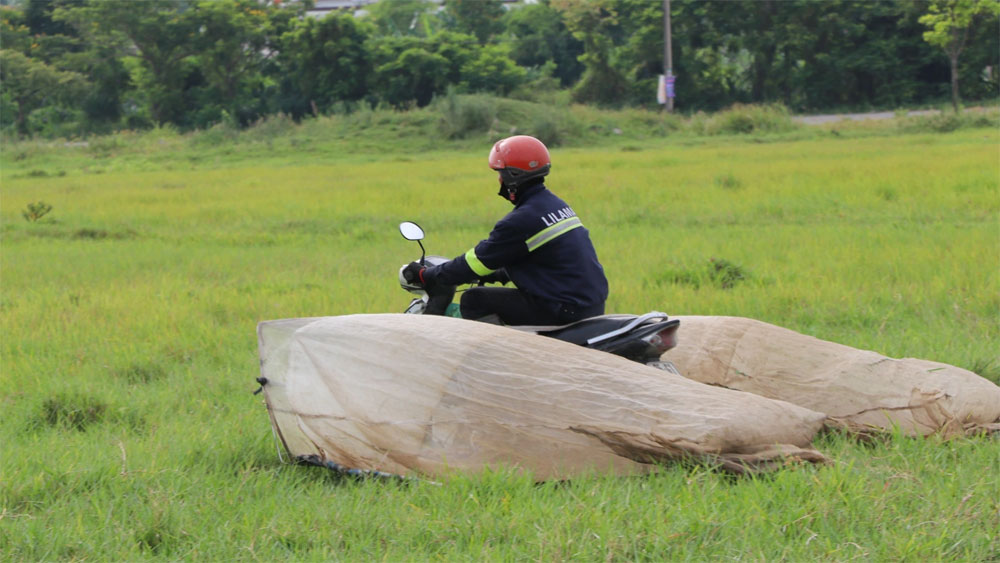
[403,262,426,286]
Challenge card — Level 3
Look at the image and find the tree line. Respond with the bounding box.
[1,0,997,137]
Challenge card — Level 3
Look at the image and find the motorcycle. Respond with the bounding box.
[397,221,681,373]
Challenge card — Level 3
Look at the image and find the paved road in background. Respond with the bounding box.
[792,109,938,125]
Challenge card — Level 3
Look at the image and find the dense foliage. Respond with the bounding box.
[1,0,997,137]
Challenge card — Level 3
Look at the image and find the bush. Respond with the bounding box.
[26,106,87,138]
[492,97,582,147]
[703,104,796,135]
[435,91,497,139]
[191,121,239,147]
[426,94,585,146]
[897,108,1000,133]
[36,393,108,432]
[22,201,53,222]
[240,113,297,143]
[525,112,573,147]
[508,62,565,105]
[656,257,751,290]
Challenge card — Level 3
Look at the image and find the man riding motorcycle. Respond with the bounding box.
[403,135,608,326]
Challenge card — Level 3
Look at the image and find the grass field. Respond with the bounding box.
[1,112,998,560]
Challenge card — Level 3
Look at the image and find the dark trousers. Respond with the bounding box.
[459,287,604,326]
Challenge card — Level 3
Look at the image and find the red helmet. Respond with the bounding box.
[489,135,551,189]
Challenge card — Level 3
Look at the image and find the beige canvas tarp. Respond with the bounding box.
[257,314,828,480]
[663,316,1000,436]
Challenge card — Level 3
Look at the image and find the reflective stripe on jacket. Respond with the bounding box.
[423,182,609,311]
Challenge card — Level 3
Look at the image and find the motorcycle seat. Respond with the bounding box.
[516,313,672,346]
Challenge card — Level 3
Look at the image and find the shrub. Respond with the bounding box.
[508,62,564,105]
[240,113,297,143]
[714,172,742,190]
[114,362,168,384]
[704,104,796,135]
[192,121,239,147]
[22,201,53,222]
[526,112,580,147]
[435,91,497,139]
[897,108,1000,133]
[497,98,582,147]
[656,257,751,290]
[707,257,748,289]
[26,106,86,138]
[37,393,108,431]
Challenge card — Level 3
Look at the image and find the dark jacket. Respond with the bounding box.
[423,181,608,315]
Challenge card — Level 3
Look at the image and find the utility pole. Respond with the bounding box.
[663,0,674,112]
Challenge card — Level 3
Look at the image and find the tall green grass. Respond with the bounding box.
[1,119,998,560]
[3,97,996,178]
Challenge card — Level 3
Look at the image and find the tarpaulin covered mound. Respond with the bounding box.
[663,316,1000,436]
[257,314,828,480]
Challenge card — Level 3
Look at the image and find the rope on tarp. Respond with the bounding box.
[295,454,422,483]
[270,423,287,464]
[251,377,288,463]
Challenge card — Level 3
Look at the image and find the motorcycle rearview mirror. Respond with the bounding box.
[399,221,424,241]
[399,221,427,265]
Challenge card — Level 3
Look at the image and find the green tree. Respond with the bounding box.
[374,44,450,107]
[0,48,86,134]
[428,30,479,84]
[0,6,33,54]
[2,1,126,132]
[21,0,129,130]
[920,0,1000,111]
[275,12,374,117]
[502,1,584,87]
[25,0,82,37]
[552,0,629,106]
[369,31,519,107]
[444,0,504,44]
[22,0,85,63]
[958,2,1000,99]
[3,1,85,63]
[460,44,526,95]
[190,0,274,125]
[364,0,436,37]
[370,32,473,107]
[608,0,965,111]
[780,1,942,111]
[55,0,201,125]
